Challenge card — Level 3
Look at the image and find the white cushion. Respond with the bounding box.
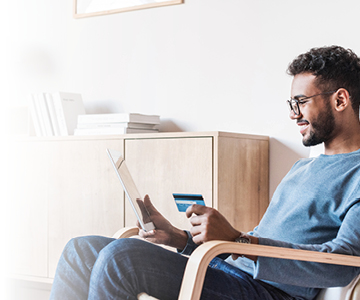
[137,292,158,300]
[316,275,360,300]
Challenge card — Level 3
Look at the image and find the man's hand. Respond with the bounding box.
[186,204,259,261]
[137,195,188,250]
[185,204,240,245]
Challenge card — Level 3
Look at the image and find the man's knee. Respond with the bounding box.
[94,238,165,276]
[62,235,114,262]
[96,238,150,263]
[89,239,184,299]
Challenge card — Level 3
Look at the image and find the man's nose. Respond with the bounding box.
[289,110,302,120]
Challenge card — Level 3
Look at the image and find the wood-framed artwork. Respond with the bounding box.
[74,0,184,19]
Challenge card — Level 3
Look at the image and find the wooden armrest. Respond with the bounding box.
[178,241,360,300]
[112,226,139,239]
[351,278,360,299]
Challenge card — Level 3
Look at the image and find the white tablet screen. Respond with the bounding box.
[107,149,155,232]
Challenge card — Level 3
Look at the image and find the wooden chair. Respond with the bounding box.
[113,227,360,300]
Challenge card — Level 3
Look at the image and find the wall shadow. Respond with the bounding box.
[158,119,184,132]
[269,138,307,200]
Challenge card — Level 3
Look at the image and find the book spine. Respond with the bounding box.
[74,127,158,136]
[44,93,60,136]
[29,94,43,136]
[52,93,68,136]
[34,94,48,136]
[39,93,55,136]
[129,115,160,124]
[77,114,160,125]
[76,122,158,129]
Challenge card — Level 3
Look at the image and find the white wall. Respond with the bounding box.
[3,0,360,197]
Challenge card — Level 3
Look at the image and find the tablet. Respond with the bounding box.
[106,149,155,232]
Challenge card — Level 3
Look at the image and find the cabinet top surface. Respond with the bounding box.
[10,131,269,142]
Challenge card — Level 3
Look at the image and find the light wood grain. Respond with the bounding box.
[73,0,183,19]
[215,136,269,232]
[179,241,360,300]
[8,138,125,279]
[124,137,213,230]
[113,226,139,239]
[47,138,125,277]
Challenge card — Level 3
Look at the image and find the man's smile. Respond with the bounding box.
[297,120,310,135]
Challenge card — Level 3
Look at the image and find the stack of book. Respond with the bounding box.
[74,113,160,136]
[29,92,85,136]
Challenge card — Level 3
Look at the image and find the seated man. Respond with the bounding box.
[49,46,360,300]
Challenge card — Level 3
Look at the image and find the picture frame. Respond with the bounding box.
[73,0,184,19]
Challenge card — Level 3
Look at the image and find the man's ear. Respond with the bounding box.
[334,88,351,112]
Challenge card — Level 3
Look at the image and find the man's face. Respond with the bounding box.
[290,73,336,147]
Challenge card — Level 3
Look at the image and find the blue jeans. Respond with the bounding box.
[49,236,296,300]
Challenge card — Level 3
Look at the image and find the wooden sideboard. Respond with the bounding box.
[7,131,269,283]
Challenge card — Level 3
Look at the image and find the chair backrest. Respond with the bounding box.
[316,274,360,300]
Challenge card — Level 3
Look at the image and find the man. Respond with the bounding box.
[49,46,360,300]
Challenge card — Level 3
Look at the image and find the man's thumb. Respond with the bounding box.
[143,194,158,214]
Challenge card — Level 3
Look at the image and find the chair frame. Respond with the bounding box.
[114,227,360,300]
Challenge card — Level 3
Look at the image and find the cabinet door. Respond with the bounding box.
[124,137,213,230]
[216,137,269,232]
[48,139,124,278]
[8,140,49,278]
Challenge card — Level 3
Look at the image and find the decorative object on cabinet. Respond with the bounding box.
[29,92,85,136]
[74,113,160,136]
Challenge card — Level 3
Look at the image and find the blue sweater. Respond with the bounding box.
[225,148,360,299]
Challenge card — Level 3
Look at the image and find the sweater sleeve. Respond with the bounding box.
[253,201,360,288]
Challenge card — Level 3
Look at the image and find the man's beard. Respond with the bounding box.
[303,103,335,147]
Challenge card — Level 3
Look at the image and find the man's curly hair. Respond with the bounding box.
[287,45,360,115]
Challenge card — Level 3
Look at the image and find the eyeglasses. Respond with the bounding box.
[287,91,336,116]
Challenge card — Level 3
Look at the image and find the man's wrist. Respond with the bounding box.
[231,232,259,262]
[234,232,251,244]
[169,228,189,250]
[176,230,199,255]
